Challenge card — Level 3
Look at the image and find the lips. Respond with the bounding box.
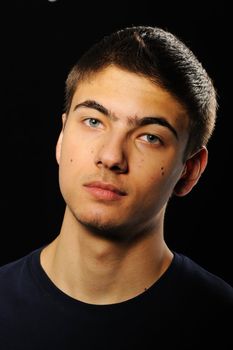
[83,181,127,200]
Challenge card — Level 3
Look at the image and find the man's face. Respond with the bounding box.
[57,66,189,240]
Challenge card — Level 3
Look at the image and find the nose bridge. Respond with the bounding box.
[95,128,128,171]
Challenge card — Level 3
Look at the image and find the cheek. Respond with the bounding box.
[134,157,166,181]
[59,142,78,183]
[59,140,96,190]
[61,134,93,164]
[132,156,179,203]
[136,158,144,169]
[60,144,75,168]
[134,168,166,197]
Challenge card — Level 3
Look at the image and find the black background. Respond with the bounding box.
[0,1,232,286]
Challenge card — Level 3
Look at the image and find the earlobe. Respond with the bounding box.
[173,147,208,197]
[56,113,67,165]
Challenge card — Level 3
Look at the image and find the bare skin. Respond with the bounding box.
[41,65,208,305]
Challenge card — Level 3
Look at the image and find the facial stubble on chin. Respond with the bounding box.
[71,209,155,243]
[76,212,131,242]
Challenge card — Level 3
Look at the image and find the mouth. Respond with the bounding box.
[83,181,127,201]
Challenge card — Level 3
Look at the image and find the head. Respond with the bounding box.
[56,26,217,241]
[65,26,217,160]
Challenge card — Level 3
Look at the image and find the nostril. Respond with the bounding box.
[111,165,121,171]
[110,164,128,174]
[95,150,128,173]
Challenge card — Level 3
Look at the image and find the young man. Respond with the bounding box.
[0,26,232,349]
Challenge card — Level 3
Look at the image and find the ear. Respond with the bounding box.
[56,113,67,165]
[173,146,208,197]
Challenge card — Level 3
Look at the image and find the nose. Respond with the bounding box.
[95,134,128,174]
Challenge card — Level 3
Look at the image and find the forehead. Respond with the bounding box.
[70,66,189,133]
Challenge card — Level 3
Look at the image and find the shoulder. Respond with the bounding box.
[0,247,42,295]
[0,254,28,280]
[174,252,233,306]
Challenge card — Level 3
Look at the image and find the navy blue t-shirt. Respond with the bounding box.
[0,246,232,349]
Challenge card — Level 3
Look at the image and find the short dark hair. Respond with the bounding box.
[65,26,217,159]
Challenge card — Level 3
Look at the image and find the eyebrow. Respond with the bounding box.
[73,99,178,139]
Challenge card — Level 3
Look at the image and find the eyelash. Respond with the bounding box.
[139,134,162,145]
[83,118,102,128]
[83,117,163,145]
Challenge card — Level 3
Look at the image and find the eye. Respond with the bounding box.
[139,134,162,145]
[83,118,102,128]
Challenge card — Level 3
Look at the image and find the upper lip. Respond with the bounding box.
[84,181,127,196]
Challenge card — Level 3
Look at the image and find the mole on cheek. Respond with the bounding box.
[161,166,165,176]
[70,158,73,162]
[138,159,144,168]
[137,158,144,168]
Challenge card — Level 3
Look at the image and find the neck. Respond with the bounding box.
[41,206,173,305]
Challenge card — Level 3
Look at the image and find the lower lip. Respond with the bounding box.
[84,186,124,201]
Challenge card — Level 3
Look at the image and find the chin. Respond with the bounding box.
[74,211,132,242]
[82,218,125,241]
